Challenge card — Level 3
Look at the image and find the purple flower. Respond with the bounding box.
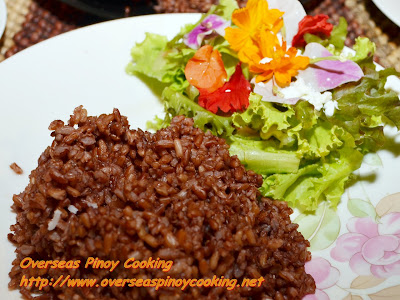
[331,213,400,278]
[298,43,364,92]
[184,15,230,49]
[303,257,340,300]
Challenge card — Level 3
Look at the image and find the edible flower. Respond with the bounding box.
[297,43,364,92]
[245,30,309,87]
[253,42,364,116]
[198,64,251,114]
[225,0,284,63]
[184,15,230,49]
[292,14,333,48]
[184,45,227,93]
[267,0,307,47]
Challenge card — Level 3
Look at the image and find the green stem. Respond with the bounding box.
[229,142,300,174]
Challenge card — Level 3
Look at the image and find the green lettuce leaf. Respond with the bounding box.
[126,32,195,92]
[232,93,296,143]
[328,17,347,51]
[212,0,239,20]
[127,33,170,82]
[232,96,345,159]
[161,87,235,137]
[229,137,301,174]
[302,120,344,158]
[328,67,400,152]
[146,115,166,131]
[304,17,348,53]
[261,128,363,211]
[351,37,376,64]
[214,38,240,78]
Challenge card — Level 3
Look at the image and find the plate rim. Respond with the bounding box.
[372,0,400,27]
[0,12,201,67]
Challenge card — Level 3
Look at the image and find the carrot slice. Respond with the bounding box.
[185,45,227,93]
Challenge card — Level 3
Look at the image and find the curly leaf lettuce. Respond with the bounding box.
[232,93,295,142]
[328,67,400,152]
[232,96,346,159]
[127,33,170,82]
[127,0,239,93]
[351,37,376,64]
[160,87,235,137]
[262,128,363,211]
[126,32,195,92]
[229,94,366,211]
[304,17,348,52]
[127,0,400,213]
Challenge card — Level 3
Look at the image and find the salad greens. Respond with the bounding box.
[304,17,348,52]
[127,0,400,212]
[126,0,240,93]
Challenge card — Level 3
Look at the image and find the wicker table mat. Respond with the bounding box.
[1,0,399,71]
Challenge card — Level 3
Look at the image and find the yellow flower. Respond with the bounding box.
[245,30,310,87]
[225,0,283,63]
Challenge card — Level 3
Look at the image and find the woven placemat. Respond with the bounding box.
[346,0,400,70]
[1,0,399,71]
[0,0,32,61]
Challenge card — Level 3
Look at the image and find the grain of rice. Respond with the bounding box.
[10,163,23,175]
[47,210,62,231]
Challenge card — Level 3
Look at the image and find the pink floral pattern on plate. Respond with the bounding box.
[331,213,400,278]
[304,257,339,300]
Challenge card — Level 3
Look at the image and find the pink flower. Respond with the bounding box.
[303,257,339,300]
[184,15,230,49]
[331,213,400,278]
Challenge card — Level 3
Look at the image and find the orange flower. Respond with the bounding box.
[184,45,227,93]
[245,30,310,87]
[225,0,283,63]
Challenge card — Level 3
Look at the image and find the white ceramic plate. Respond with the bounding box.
[372,0,400,27]
[0,14,400,299]
[0,0,7,38]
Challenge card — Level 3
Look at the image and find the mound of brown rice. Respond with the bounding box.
[8,107,315,299]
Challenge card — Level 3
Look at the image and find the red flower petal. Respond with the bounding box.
[292,14,333,48]
[198,64,251,114]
